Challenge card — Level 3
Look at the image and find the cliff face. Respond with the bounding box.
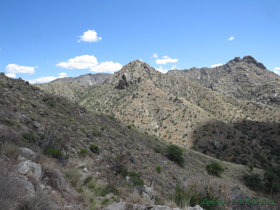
[167,56,280,107]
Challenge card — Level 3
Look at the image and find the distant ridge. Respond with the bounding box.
[50,73,112,86]
[167,55,280,107]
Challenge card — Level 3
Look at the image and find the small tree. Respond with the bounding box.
[166,144,185,166]
[104,147,131,175]
[206,163,224,177]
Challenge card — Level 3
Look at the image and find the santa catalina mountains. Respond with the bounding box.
[36,56,280,171]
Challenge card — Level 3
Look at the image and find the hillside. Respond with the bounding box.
[34,81,89,102]
[50,73,112,86]
[0,71,278,209]
[78,59,280,171]
[167,56,280,108]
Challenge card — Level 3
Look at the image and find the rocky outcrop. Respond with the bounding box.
[17,160,42,182]
[19,147,36,161]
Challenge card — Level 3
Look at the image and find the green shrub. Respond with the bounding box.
[90,144,99,154]
[154,147,162,153]
[3,119,15,126]
[92,129,102,137]
[242,173,262,191]
[264,171,280,194]
[206,163,224,177]
[46,148,61,158]
[156,166,161,173]
[166,144,185,165]
[128,171,144,186]
[79,148,88,157]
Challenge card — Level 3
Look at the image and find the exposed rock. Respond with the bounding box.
[32,121,41,128]
[17,160,42,182]
[142,191,152,203]
[144,185,155,199]
[19,147,36,161]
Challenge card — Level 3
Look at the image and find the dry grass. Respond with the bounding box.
[0,141,19,158]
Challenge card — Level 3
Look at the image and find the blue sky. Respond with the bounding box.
[0,0,279,83]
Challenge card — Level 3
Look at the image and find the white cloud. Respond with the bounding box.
[138,59,143,61]
[6,73,16,78]
[155,66,168,74]
[90,61,122,73]
[170,65,177,70]
[156,56,178,64]
[57,55,98,69]
[274,67,280,75]
[211,63,223,68]
[78,30,101,43]
[5,64,35,78]
[228,36,234,41]
[151,53,158,58]
[29,72,68,84]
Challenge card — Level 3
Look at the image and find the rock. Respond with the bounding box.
[18,155,27,162]
[32,121,41,128]
[234,57,242,62]
[17,160,42,182]
[83,167,88,173]
[144,185,155,198]
[105,199,126,210]
[19,147,36,161]
[142,191,152,203]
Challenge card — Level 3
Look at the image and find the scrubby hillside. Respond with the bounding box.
[34,81,89,102]
[50,73,112,86]
[0,72,278,209]
[78,59,280,170]
[167,56,280,108]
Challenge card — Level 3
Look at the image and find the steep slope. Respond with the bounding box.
[0,73,274,209]
[168,56,280,107]
[78,60,280,170]
[34,81,89,102]
[50,73,112,86]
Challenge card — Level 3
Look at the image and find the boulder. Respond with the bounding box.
[17,160,42,182]
[19,147,36,161]
[32,121,41,128]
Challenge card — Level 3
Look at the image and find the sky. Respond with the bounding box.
[0,0,279,83]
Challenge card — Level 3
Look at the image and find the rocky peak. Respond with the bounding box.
[111,60,158,90]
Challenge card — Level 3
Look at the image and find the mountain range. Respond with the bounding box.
[36,56,280,171]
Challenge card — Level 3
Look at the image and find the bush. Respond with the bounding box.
[92,129,102,137]
[264,171,280,194]
[46,147,61,158]
[128,171,144,187]
[242,173,262,191]
[166,144,185,166]
[79,148,88,157]
[90,144,99,154]
[206,163,224,177]
[156,166,161,173]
